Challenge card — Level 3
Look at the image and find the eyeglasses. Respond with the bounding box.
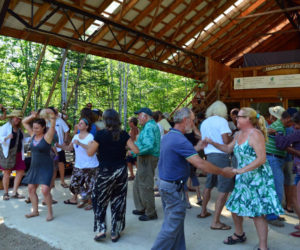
[237,115,247,119]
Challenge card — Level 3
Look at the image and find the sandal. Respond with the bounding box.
[42,200,58,205]
[84,204,93,211]
[223,232,246,245]
[61,183,69,188]
[94,232,106,242]
[11,192,25,199]
[111,232,120,242]
[197,212,211,218]
[77,200,88,208]
[63,199,77,205]
[211,223,231,230]
[25,197,31,204]
[3,193,9,200]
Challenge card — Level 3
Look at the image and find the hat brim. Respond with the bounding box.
[269,108,281,119]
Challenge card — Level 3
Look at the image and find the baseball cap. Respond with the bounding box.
[134,107,153,116]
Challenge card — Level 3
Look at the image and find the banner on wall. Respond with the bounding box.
[234,74,300,90]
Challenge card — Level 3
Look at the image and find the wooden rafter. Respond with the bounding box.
[73,0,112,39]
[208,2,278,59]
[158,0,236,64]
[90,0,139,44]
[220,15,286,64]
[135,0,202,56]
[32,2,51,27]
[107,0,160,49]
[194,0,267,54]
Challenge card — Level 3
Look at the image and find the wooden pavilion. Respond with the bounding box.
[0,0,299,113]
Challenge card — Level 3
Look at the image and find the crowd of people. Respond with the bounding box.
[1,100,300,250]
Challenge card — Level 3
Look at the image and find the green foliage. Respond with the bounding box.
[0,36,196,128]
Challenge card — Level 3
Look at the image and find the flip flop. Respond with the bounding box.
[84,204,93,211]
[290,231,300,237]
[63,199,77,205]
[11,193,25,199]
[197,212,211,218]
[3,193,9,200]
[42,200,58,205]
[25,212,39,218]
[61,183,69,188]
[77,200,88,208]
[211,223,232,230]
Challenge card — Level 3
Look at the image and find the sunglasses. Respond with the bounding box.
[237,115,247,119]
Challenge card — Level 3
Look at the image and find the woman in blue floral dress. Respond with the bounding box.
[206,107,283,250]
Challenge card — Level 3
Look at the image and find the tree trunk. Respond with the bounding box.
[118,61,123,120]
[110,62,114,109]
[123,63,129,129]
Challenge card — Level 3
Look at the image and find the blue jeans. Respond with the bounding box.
[266,155,284,221]
[152,179,186,250]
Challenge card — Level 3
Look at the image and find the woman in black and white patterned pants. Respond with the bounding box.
[87,109,139,242]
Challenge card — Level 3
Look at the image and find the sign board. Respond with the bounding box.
[234,74,300,90]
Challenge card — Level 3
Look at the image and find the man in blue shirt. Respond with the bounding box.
[152,108,234,250]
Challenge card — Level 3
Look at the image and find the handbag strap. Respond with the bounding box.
[9,129,21,154]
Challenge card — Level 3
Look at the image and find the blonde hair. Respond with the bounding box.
[205,101,227,119]
[241,107,268,141]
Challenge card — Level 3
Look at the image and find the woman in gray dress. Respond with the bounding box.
[22,109,56,221]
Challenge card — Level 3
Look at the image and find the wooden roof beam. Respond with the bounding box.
[90,0,139,44]
[73,0,113,39]
[209,3,278,59]
[32,2,51,27]
[195,0,267,54]
[230,28,297,67]
[135,0,213,56]
[107,0,160,49]
[220,16,287,64]
[157,0,236,64]
[51,10,75,33]
[173,0,236,50]
[124,0,184,54]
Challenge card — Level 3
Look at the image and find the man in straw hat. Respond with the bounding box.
[266,106,292,227]
[0,109,26,200]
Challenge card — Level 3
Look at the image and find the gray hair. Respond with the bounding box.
[205,100,227,119]
[173,108,191,124]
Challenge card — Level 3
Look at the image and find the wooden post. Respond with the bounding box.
[170,82,201,117]
[282,98,288,109]
[45,48,69,107]
[22,42,48,114]
[65,54,87,109]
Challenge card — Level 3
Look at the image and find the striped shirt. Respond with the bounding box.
[266,119,286,157]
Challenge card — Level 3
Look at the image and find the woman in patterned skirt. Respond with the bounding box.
[87,109,139,243]
[206,107,283,250]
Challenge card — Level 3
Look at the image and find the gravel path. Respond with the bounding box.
[0,219,60,250]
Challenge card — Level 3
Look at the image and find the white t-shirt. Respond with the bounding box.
[55,117,70,152]
[200,116,231,154]
[72,133,99,169]
[159,119,171,132]
[156,122,164,139]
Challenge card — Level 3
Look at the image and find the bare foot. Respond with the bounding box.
[25,212,39,218]
[46,215,54,222]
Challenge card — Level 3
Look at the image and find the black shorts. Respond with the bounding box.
[126,155,137,164]
[58,150,66,163]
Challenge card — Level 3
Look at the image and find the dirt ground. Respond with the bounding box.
[0,219,60,250]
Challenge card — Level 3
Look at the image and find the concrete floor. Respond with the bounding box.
[0,177,299,250]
